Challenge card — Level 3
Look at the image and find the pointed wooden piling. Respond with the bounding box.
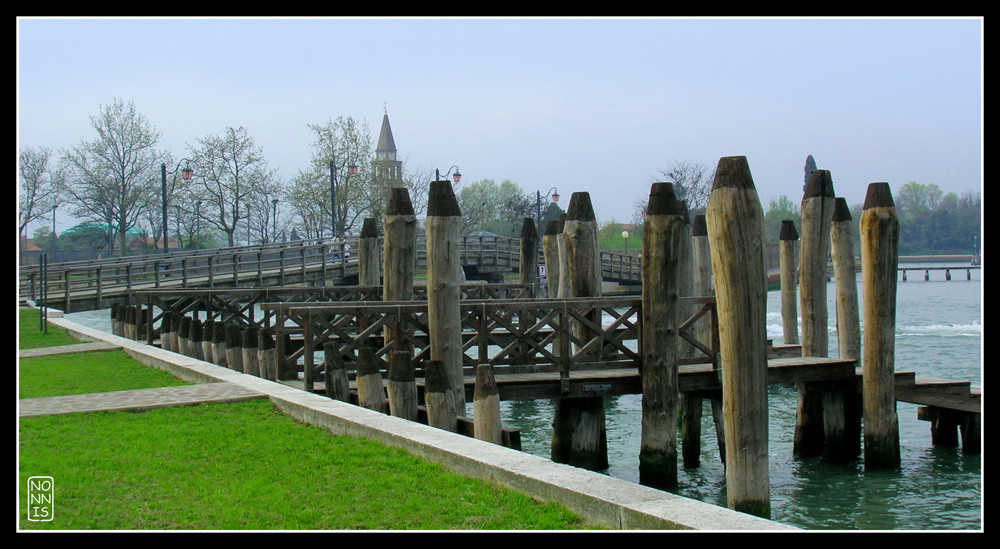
[827,197,863,461]
[551,192,607,471]
[779,219,800,345]
[795,169,836,459]
[541,219,561,298]
[358,217,381,287]
[860,182,901,469]
[639,182,687,490]
[705,155,770,518]
[383,187,417,353]
[425,180,466,417]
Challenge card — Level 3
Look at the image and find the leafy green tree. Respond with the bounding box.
[456,179,529,236]
[763,195,801,244]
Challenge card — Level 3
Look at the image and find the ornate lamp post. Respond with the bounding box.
[622,229,630,251]
[161,159,193,253]
[435,165,462,183]
[535,187,560,227]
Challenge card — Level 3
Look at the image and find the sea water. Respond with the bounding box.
[501,262,982,531]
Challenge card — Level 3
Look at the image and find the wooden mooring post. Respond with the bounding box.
[828,197,863,461]
[384,187,417,353]
[779,219,799,345]
[541,219,561,298]
[686,214,726,467]
[425,180,466,417]
[705,156,770,518]
[860,182,901,469]
[795,169,835,459]
[387,350,418,421]
[639,182,686,490]
[358,217,381,287]
[551,192,608,471]
[425,359,458,432]
[356,347,389,413]
[473,363,503,445]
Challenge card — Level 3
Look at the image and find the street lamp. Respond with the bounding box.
[436,165,462,183]
[330,157,358,239]
[622,230,630,251]
[161,159,194,253]
[272,198,279,243]
[536,187,560,227]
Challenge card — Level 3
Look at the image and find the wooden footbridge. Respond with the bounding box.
[18,235,642,314]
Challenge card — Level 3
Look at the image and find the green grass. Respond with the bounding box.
[19,400,592,530]
[19,349,192,398]
[19,308,83,349]
[17,307,597,531]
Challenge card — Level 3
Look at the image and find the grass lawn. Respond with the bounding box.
[19,349,192,398]
[19,308,84,349]
[19,400,590,530]
[17,307,596,531]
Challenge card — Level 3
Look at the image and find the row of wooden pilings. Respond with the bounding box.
[113,158,905,522]
[111,302,280,381]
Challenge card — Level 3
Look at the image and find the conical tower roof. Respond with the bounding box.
[377,111,396,154]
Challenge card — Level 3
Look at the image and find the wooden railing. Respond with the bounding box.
[20,233,650,312]
[262,295,719,393]
[126,283,541,345]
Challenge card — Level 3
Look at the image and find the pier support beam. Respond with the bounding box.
[860,182,901,469]
[705,156,770,518]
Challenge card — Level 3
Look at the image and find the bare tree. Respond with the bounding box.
[287,117,375,238]
[59,98,163,255]
[19,146,63,245]
[656,160,714,213]
[186,126,277,247]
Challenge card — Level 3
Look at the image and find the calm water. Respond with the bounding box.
[65,262,982,531]
[500,262,982,531]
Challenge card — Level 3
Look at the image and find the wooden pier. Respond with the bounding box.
[56,174,980,521]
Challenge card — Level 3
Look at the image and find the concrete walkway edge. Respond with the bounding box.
[21,312,795,531]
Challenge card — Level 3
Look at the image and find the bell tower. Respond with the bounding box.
[373,108,403,185]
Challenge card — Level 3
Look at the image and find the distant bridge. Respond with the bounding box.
[19,235,642,313]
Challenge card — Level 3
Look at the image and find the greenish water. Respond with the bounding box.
[502,264,982,531]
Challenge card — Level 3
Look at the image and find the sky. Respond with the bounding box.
[17,16,983,234]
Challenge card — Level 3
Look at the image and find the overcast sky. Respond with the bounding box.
[17,16,983,233]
